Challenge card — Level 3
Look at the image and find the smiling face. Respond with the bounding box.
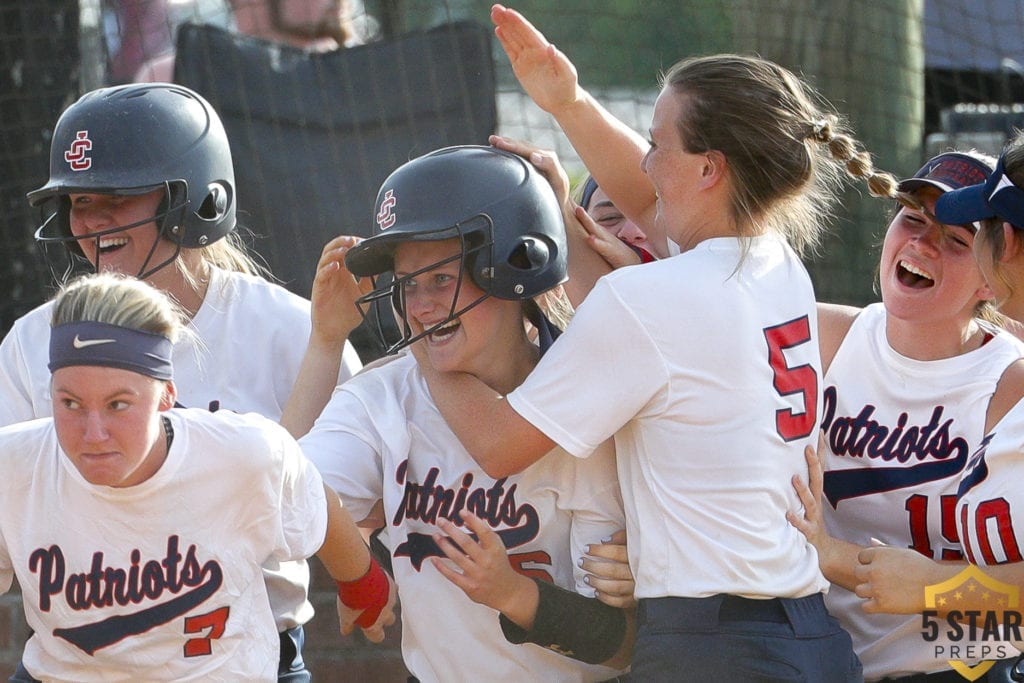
[880,187,992,326]
[393,239,525,381]
[586,186,663,258]
[640,88,717,249]
[67,189,179,277]
[52,365,175,487]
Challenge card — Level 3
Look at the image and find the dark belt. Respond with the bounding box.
[718,595,788,623]
[639,593,822,629]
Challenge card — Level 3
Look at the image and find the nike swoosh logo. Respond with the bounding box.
[72,335,116,349]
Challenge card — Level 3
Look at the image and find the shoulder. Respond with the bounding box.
[172,408,293,459]
[0,301,53,368]
[0,417,55,444]
[312,352,422,434]
[1000,316,1024,343]
[6,301,54,337]
[210,268,311,317]
[0,419,57,481]
[817,301,865,373]
[342,350,418,397]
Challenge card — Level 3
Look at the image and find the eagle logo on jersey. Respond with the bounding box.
[390,461,541,570]
[376,189,397,230]
[29,535,224,655]
[64,131,93,171]
[820,387,970,506]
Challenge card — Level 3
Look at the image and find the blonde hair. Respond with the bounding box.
[51,272,184,343]
[199,229,272,277]
[663,54,897,257]
[533,285,574,331]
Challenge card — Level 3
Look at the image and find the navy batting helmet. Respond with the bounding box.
[28,83,235,277]
[345,145,567,351]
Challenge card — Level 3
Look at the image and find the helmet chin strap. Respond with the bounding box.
[134,209,185,281]
[126,182,187,280]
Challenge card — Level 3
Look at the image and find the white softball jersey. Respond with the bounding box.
[0,265,362,631]
[821,302,1023,680]
[508,234,827,601]
[958,398,1024,567]
[0,409,327,682]
[299,351,626,683]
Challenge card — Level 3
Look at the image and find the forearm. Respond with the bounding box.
[817,536,870,591]
[492,572,541,631]
[562,206,613,307]
[424,369,552,478]
[499,578,632,667]
[315,483,371,582]
[280,337,344,439]
[549,92,657,233]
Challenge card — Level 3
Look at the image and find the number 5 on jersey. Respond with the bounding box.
[764,316,818,442]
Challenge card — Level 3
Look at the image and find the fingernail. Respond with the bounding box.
[577,558,584,567]
[601,536,612,543]
[530,152,543,164]
[583,575,591,584]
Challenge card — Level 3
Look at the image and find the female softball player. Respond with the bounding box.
[417,5,906,681]
[852,136,1024,673]
[295,144,632,681]
[790,151,1024,681]
[480,11,1024,680]
[0,273,392,682]
[0,82,363,681]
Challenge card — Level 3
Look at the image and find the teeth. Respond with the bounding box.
[900,260,933,280]
[98,237,128,250]
[427,321,459,339]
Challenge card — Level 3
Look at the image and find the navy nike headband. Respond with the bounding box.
[49,321,174,380]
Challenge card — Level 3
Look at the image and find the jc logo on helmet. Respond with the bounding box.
[376,189,397,230]
[64,131,93,171]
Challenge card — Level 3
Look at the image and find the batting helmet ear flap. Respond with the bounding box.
[509,235,551,270]
[187,181,232,247]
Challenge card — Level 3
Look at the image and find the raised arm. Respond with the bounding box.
[281,236,369,438]
[488,135,618,307]
[492,4,658,238]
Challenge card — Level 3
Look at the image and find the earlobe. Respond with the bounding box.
[977,281,996,302]
[159,380,178,411]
